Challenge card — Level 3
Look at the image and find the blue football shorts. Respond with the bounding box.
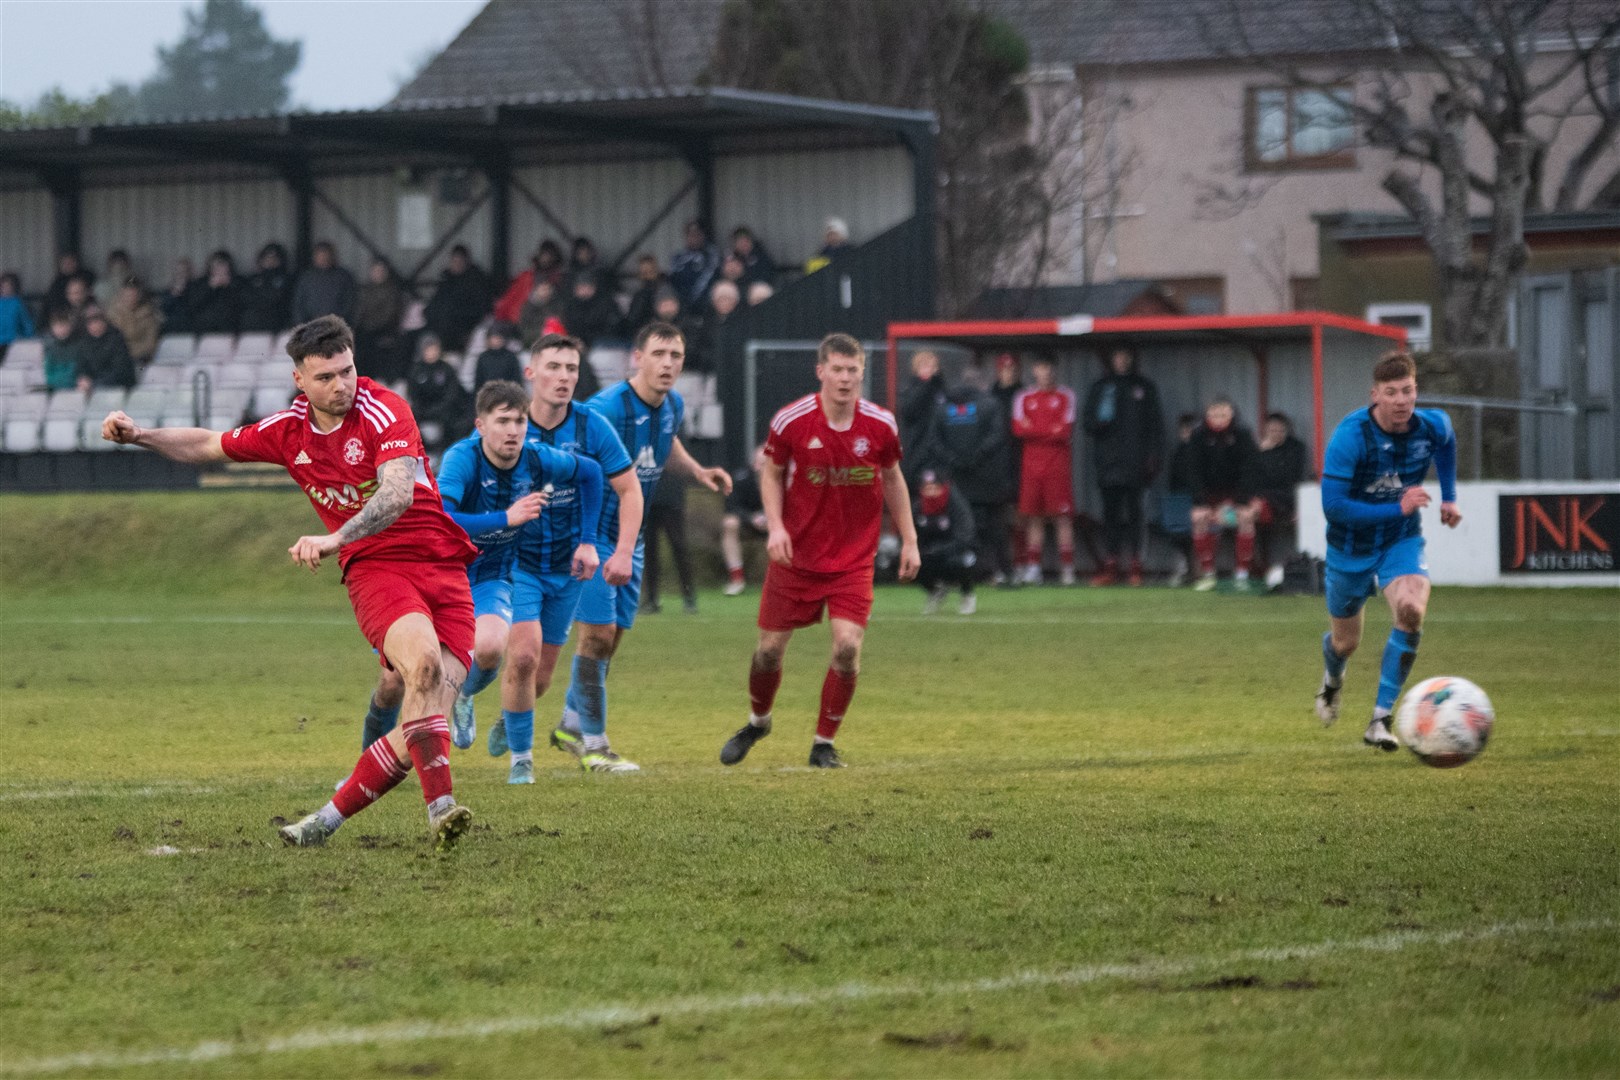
[512,565,586,645]
[1325,534,1428,619]
[573,542,645,631]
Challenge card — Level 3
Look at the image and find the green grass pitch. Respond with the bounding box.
[1,492,1616,1077]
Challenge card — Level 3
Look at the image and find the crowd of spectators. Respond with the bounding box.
[900,348,1311,598]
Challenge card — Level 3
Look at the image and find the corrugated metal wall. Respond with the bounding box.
[511,158,695,267]
[0,189,61,290]
[312,172,492,282]
[716,146,914,266]
[82,179,293,284]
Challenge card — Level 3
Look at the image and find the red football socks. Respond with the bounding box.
[1235,531,1255,570]
[816,668,858,740]
[1195,531,1217,572]
[403,715,453,804]
[749,659,782,718]
[1059,544,1075,568]
[332,739,411,818]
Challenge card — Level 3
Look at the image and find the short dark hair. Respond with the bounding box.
[285,315,354,364]
[1373,350,1417,385]
[634,319,684,352]
[1265,411,1292,431]
[476,380,530,416]
[530,331,584,358]
[817,332,863,365]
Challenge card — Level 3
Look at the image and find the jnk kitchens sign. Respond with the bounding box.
[1499,492,1617,573]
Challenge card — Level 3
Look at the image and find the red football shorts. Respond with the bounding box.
[346,559,476,672]
[1018,462,1074,517]
[758,563,875,630]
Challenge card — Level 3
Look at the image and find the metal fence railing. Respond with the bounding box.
[1419,394,1579,481]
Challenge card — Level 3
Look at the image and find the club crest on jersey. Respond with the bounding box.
[1410,439,1430,455]
[1365,472,1403,496]
[343,438,366,466]
[853,436,871,458]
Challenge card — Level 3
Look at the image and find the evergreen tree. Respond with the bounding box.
[137,0,301,118]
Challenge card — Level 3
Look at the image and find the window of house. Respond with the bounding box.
[1366,302,1432,352]
[1247,86,1355,169]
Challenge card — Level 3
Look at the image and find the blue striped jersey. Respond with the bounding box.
[1321,406,1456,560]
[437,433,583,584]
[517,403,633,573]
[585,381,684,548]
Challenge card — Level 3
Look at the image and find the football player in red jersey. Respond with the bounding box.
[1011,356,1078,584]
[718,333,920,769]
[102,315,479,850]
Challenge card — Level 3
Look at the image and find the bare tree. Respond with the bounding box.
[1207,0,1620,351]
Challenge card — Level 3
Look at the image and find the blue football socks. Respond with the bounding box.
[1375,628,1421,715]
[502,709,535,756]
[462,661,499,699]
[361,698,401,750]
[1321,632,1348,685]
[568,655,610,737]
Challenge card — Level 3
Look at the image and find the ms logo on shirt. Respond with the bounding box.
[806,465,877,486]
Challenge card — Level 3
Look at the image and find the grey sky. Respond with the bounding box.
[0,0,486,112]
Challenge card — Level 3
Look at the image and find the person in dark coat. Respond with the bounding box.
[405,333,473,454]
[422,244,493,354]
[159,257,201,333]
[623,254,666,334]
[1083,345,1164,586]
[472,323,525,391]
[1186,398,1261,591]
[561,273,625,351]
[642,469,698,615]
[189,251,242,335]
[291,242,357,325]
[913,469,979,615]
[1163,412,1200,586]
[1250,411,1310,586]
[45,252,93,318]
[352,258,410,383]
[75,307,137,390]
[933,362,1015,586]
[239,242,294,332]
[898,349,947,480]
[730,226,777,288]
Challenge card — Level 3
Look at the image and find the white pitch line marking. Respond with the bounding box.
[0,784,221,803]
[0,917,1611,1076]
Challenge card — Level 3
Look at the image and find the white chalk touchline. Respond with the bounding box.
[0,917,1611,1076]
[0,784,220,803]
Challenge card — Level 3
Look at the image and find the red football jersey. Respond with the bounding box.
[220,378,477,571]
[763,394,901,575]
[1011,385,1076,472]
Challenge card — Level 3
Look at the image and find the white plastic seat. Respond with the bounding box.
[138,364,184,388]
[195,334,234,360]
[45,391,87,418]
[272,330,293,356]
[123,388,169,425]
[153,335,196,365]
[691,403,723,439]
[215,361,259,389]
[3,418,42,452]
[249,384,293,419]
[80,414,120,451]
[234,332,274,359]
[86,386,126,414]
[41,417,81,451]
[6,338,44,366]
[588,347,629,383]
[0,367,27,393]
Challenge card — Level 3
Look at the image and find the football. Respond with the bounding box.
[1395,676,1496,768]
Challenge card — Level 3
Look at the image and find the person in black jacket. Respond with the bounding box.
[898,349,947,481]
[239,242,293,332]
[74,307,137,390]
[913,469,979,615]
[406,333,473,455]
[1186,398,1260,591]
[472,323,525,392]
[189,251,242,335]
[1083,346,1164,586]
[934,362,1015,586]
[1251,411,1310,587]
[422,245,492,354]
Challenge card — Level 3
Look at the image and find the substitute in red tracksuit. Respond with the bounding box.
[1011,357,1078,585]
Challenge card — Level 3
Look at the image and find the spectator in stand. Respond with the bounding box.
[95,250,133,308]
[937,361,1015,588]
[715,253,747,297]
[746,281,774,306]
[721,445,768,596]
[43,311,83,391]
[493,239,565,324]
[567,236,609,290]
[46,252,93,316]
[624,253,665,333]
[190,251,242,335]
[991,352,1024,584]
[898,349,946,480]
[1186,397,1261,592]
[472,322,524,391]
[518,278,565,347]
[107,277,160,367]
[75,306,136,391]
[61,276,92,327]
[0,272,36,363]
[819,217,852,259]
[1164,412,1200,587]
[352,257,409,383]
[405,332,473,454]
[686,279,738,375]
[643,469,698,615]
[1083,345,1164,587]
[291,241,357,325]
[652,286,701,355]
[913,469,979,616]
[159,257,200,333]
[1250,411,1309,588]
[562,272,625,351]
[1012,355,1078,585]
[423,244,492,354]
[670,219,720,306]
[730,226,776,288]
[239,242,293,332]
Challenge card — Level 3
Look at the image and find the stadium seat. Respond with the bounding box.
[45,390,87,419]
[215,362,260,389]
[195,334,234,360]
[41,417,81,452]
[0,367,28,393]
[209,387,251,428]
[86,386,127,415]
[6,338,43,366]
[138,364,185,388]
[234,332,274,360]
[691,403,723,440]
[588,347,629,383]
[249,384,293,420]
[159,387,198,427]
[123,388,169,427]
[1,393,47,451]
[273,330,293,356]
[457,351,479,389]
[153,335,196,365]
[80,413,121,451]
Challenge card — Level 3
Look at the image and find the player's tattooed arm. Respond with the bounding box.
[337,457,417,545]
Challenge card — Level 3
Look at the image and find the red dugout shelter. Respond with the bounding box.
[885,312,1408,475]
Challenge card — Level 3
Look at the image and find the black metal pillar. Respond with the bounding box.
[903,120,938,319]
[683,142,716,242]
[43,167,82,259]
[484,149,512,284]
[284,163,314,270]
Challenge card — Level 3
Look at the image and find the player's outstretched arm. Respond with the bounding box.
[290,457,416,572]
[668,436,733,494]
[759,455,792,566]
[101,411,226,464]
[880,463,921,581]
